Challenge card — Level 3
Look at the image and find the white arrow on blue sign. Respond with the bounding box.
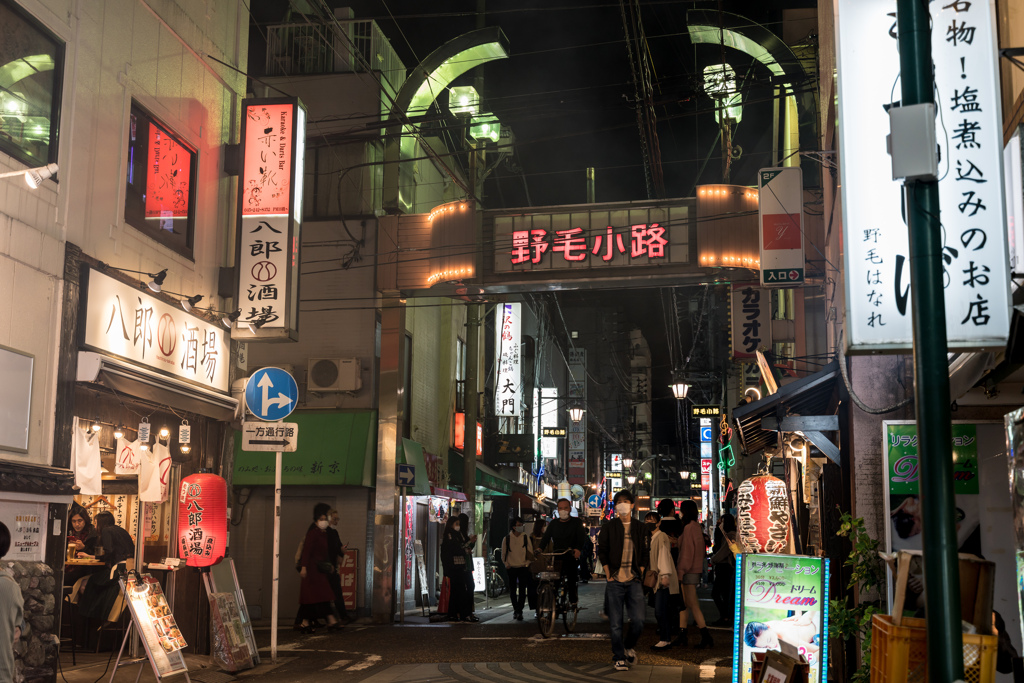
[244,367,299,422]
[700,426,713,442]
[397,464,416,487]
[587,494,600,509]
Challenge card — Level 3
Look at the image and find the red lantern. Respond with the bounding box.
[736,474,791,553]
[177,473,227,567]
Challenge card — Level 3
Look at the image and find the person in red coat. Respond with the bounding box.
[297,503,340,633]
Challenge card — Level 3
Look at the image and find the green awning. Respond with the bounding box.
[448,450,513,496]
[232,411,377,486]
[398,438,431,495]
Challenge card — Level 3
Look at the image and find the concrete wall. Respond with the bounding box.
[0,0,245,468]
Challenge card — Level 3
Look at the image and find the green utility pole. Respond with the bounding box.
[896,1,964,680]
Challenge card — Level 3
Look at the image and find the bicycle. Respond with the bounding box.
[535,550,579,638]
[486,548,506,599]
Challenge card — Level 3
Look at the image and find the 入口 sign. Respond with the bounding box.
[837,0,1010,352]
[82,268,231,393]
[235,98,306,340]
[494,303,522,416]
[759,168,805,286]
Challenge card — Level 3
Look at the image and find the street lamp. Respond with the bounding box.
[670,379,690,400]
[626,474,637,485]
[568,404,585,423]
[623,457,634,469]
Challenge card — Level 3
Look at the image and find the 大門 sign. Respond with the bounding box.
[837,0,1010,352]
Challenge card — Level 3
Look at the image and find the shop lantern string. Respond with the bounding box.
[177,473,227,567]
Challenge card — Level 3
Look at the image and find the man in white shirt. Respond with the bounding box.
[501,516,536,620]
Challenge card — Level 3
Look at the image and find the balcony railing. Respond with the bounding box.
[265,19,406,94]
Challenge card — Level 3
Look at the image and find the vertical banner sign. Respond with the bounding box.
[541,388,559,459]
[144,123,192,221]
[882,421,979,609]
[733,555,829,683]
[494,303,522,416]
[567,349,587,485]
[731,284,772,359]
[1004,130,1024,275]
[837,0,1010,352]
[236,98,306,340]
[758,167,805,286]
[701,418,713,494]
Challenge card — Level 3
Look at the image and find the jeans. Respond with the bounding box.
[605,579,645,661]
[654,587,677,641]
[507,566,536,613]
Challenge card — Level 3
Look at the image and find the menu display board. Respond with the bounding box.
[122,574,188,678]
[733,554,829,683]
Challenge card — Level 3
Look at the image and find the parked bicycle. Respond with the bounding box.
[487,548,506,599]
[535,550,579,637]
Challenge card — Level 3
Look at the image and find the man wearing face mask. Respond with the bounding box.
[501,516,535,620]
[598,490,648,671]
[539,499,587,606]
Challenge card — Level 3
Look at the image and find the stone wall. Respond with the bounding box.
[8,562,57,683]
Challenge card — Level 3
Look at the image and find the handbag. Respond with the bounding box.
[643,568,659,590]
[316,561,335,574]
[438,576,451,614]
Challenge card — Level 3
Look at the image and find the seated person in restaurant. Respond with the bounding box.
[64,506,99,585]
[75,511,135,621]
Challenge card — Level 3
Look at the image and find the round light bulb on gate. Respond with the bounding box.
[114,425,124,440]
[91,419,102,433]
[180,444,191,454]
[159,427,170,439]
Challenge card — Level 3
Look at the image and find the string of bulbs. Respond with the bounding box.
[83,416,193,454]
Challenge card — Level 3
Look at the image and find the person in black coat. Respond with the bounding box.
[441,516,473,622]
[325,508,352,624]
[598,490,649,670]
[76,511,135,621]
[457,513,479,621]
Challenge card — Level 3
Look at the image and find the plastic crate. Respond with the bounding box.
[870,614,998,683]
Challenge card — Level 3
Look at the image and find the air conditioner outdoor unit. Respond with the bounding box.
[308,358,362,392]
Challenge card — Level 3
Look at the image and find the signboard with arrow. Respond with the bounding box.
[242,422,298,452]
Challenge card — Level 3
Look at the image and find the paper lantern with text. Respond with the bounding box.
[736,474,790,553]
[177,473,227,567]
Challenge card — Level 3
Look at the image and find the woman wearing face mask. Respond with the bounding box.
[674,499,712,648]
[324,508,353,625]
[441,516,472,621]
[501,516,535,620]
[456,513,481,621]
[648,515,681,650]
[296,503,341,633]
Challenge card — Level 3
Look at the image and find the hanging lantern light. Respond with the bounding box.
[736,474,791,553]
[568,403,585,423]
[177,473,228,567]
[179,420,191,454]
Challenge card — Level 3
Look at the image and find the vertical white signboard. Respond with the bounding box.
[837,0,1010,352]
[494,303,522,416]
[759,167,805,286]
[540,388,558,460]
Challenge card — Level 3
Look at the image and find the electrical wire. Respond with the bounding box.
[837,330,914,414]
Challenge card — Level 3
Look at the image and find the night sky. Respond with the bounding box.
[250,0,813,453]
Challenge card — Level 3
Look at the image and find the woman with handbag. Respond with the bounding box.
[296,503,341,633]
[674,500,713,648]
[441,516,472,622]
[649,516,681,650]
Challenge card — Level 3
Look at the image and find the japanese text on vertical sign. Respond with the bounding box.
[242,104,294,216]
[144,123,191,219]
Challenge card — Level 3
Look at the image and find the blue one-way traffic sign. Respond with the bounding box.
[245,367,299,422]
[397,464,416,487]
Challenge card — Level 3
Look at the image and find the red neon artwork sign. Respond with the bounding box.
[144,123,192,219]
[511,223,667,265]
[242,103,294,216]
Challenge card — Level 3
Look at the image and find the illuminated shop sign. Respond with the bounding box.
[144,122,192,220]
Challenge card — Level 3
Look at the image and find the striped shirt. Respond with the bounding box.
[616,520,635,582]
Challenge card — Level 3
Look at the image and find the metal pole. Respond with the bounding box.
[398,491,405,624]
[895,2,964,680]
[586,167,595,203]
[271,449,282,663]
[465,303,481,532]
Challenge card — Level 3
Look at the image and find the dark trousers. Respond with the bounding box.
[605,579,645,661]
[507,567,536,613]
[463,570,477,614]
[654,587,677,641]
[447,570,470,619]
[561,561,580,604]
[712,565,735,623]
[327,572,349,619]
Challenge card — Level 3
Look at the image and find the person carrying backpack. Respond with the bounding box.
[501,516,536,621]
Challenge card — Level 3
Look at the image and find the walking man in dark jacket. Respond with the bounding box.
[539,498,588,605]
[598,490,649,671]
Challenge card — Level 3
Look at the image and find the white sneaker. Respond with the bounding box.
[625,648,637,665]
[613,660,629,671]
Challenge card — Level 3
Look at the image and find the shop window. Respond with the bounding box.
[124,103,197,259]
[0,1,64,169]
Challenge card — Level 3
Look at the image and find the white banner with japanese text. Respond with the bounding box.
[494,303,522,416]
[837,0,1010,352]
[82,269,230,392]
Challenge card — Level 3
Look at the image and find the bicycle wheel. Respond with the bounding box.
[562,592,578,633]
[537,583,556,638]
[486,573,504,599]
